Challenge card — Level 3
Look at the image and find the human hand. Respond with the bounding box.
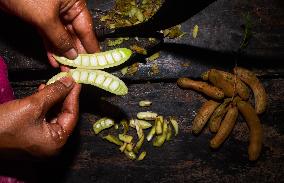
[0,77,81,157]
[0,0,100,70]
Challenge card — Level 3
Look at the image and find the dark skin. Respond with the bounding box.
[0,0,99,157]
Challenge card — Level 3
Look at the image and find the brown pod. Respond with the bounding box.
[217,70,250,100]
[237,101,263,161]
[210,104,238,149]
[192,100,220,134]
[234,67,267,114]
[209,98,231,133]
[177,77,224,100]
[208,69,235,97]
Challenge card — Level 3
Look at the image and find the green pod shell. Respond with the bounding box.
[153,121,168,147]
[134,135,145,153]
[47,69,128,95]
[129,119,152,129]
[53,48,132,69]
[70,69,128,95]
[137,151,147,161]
[103,135,123,146]
[93,117,114,134]
[46,72,69,85]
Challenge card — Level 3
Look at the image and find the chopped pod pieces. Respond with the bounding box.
[153,120,168,147]
[119,143,127,152]
[130,119,152,129]
[93,118,114,134]
[169,117,179,136]
[53,48,132,70]
[124,151,136,160]
[103,135,123,146]
[126,143,134,152]
[119,134,133,143]
[166,123,172,141]
[120,119,129,134]
[146,124,156,141]
[137,151,147,161]
[137,111,158,120]
[155,116,163,135]
[192,25,199,38]
[139,100,152,107]
[134,135,145,153]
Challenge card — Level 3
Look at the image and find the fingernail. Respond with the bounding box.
[59,77,74,88]
[65,48,78,59]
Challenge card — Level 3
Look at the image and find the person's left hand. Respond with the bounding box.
[0,77,81,157]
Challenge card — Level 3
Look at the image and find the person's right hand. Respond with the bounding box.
[0,0,100,70]
[0,77,81,157]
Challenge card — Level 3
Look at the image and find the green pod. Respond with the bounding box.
[46,72,69,85]
[69,69,128,95]
[53,48,132,69]
[47,69,128,95]
[93,117,114,134]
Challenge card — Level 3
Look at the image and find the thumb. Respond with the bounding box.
[39,18,78,59]
[33,77,75,113]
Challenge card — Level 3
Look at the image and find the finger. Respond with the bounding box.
[66,24,87,53]
[57,83,81,135]
[63,1,100,53]
[38,17,78,59]
[33,77,75,113]
[47,52,59,68]
[60,65,71,72]
[38,84,46,91]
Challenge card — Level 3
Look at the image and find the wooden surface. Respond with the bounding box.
[0,0,284,182]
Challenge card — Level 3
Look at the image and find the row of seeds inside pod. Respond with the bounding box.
[54,48,131,68]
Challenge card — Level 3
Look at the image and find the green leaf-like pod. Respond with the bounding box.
[47,69,128,95]
[53,48,132,69]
